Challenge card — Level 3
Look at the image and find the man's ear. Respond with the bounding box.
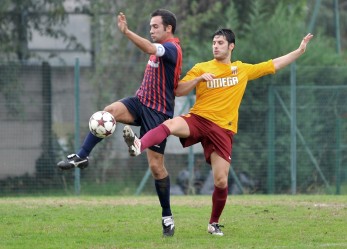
[229,43,235,51]
[166,25,173,33]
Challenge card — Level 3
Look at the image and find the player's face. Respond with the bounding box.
[150,16,170,43]
[212,35,233,61]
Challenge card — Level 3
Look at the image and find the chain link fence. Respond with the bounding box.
[0,62,346,196]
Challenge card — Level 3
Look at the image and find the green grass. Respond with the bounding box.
[0,195,346,249]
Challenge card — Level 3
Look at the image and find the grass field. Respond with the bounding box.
[0,195,346,249]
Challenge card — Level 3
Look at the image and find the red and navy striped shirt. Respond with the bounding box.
[136,38,182,118]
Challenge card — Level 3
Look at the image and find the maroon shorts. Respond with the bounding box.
[179,113,234,165]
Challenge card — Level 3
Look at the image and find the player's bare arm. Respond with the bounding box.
[117,12,157,55]
[176,73,215,97]
[273,33,313,71]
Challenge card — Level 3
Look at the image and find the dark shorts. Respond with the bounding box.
[120,96,170,154]
[179,113,234,165]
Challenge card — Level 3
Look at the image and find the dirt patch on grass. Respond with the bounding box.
[0,195,346,210]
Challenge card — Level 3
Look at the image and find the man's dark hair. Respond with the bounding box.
[151,9,177,34]
[213,28,236,45]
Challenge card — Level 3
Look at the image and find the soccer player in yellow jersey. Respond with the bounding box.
[123,29,313,236]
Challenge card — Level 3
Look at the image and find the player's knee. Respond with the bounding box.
[103,105,119,120]
[149,163,167,179]
[103,105,113,114]
[162,119,176,130]
[214,176,228,189]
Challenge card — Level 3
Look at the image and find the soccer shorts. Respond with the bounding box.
[120,96,170,154]
[179,113,234,165]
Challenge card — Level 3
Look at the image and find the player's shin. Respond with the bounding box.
[141,124,171,151]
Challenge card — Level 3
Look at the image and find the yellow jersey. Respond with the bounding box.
[180,59,275,133]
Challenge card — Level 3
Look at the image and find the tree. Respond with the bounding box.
[0,0,85,61]
[306,0,347,54]
[86,0,347,193]
[231,0,347,193]
[0,0,88,115]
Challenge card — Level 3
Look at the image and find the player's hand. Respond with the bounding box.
[199,73,215,82]
[118,12,128,34]
[298,33,313,53]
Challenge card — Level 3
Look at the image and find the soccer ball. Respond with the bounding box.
[89,111,116,138]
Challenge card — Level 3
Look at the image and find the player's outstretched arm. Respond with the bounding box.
[273,33,313,71]
[117,12,157,55]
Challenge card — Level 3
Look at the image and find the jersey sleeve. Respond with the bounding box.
[161,42,179,63]
[180,64,203,83]
[242,59,276,81]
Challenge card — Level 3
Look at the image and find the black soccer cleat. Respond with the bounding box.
[57,154,89,170]
[162,216,175,237]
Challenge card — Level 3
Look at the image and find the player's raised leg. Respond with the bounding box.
[123,117,190,157]
[57,102,129,170]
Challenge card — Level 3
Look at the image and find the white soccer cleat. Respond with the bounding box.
[208,222,224,236]
[123,125,141,156]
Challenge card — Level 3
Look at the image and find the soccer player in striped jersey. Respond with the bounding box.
[123,29,313,236]
[57,9,182,237]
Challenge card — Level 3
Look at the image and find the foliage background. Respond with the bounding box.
[0,0,346,195]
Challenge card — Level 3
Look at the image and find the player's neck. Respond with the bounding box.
[216,57,231,64]
[160,35,178,44]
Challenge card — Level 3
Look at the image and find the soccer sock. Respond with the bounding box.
[209,185,228,224]
[140,124,171,152]
[77,132,103,159]
[155,176,172,217]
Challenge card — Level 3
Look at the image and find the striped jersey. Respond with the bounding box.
[180,59,275,133]
[136,38,182,118]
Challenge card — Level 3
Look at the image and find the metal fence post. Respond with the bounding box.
[290,63,297,195]
[267,85,275,194]
[74,58,81,195]
[335,117,341,195]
